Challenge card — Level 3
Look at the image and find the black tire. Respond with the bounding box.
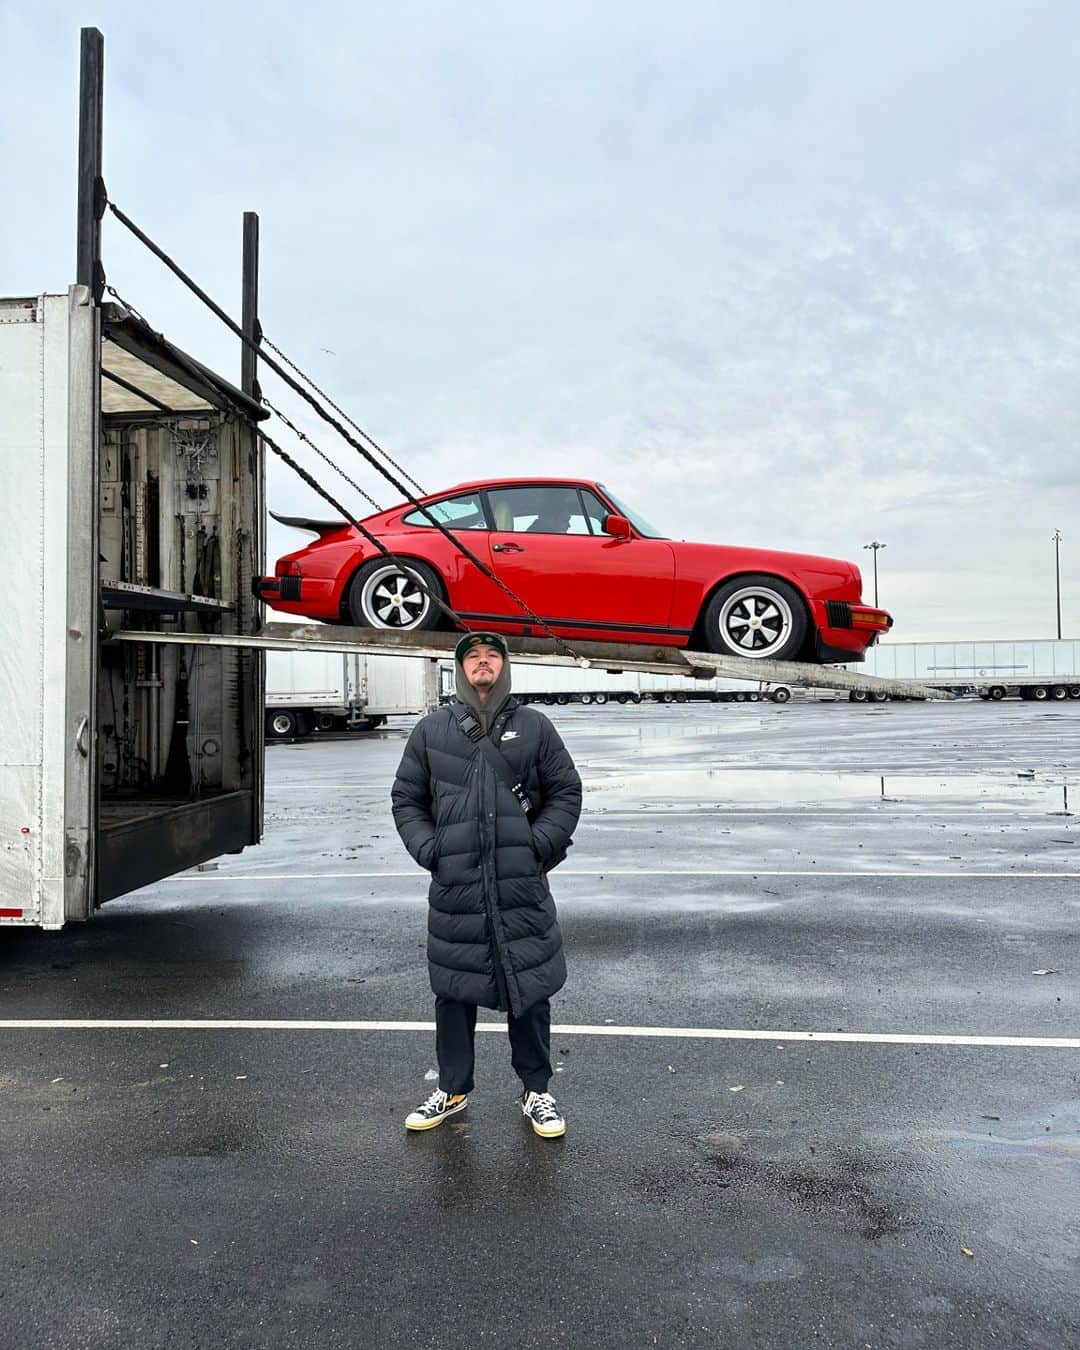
[555,694,570,705]
[871,691,889,703]
[1032,685,1050,702]
[313,712,337,732]
[346,557,445,631]
[849,690,869,703]
[702,574,809,661]
[266,708,298,739]
[989,686,1007,701]
[594,693,608,705]
[1068,687,1080,700]
[580,693,594,705]
[770,686,792,704]
[1051,685,1068,701]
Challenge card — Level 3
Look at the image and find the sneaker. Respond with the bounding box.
[405,1088,468,1131]
[521,1089,566,1138]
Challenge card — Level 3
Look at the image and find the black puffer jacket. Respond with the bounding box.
[391,697,582,1016]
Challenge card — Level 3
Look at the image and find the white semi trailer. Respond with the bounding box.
[266,648,440,738]
[841,640,1080,703]
[439,662,792,706]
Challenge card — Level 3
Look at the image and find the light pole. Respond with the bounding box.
[863,541,886,607]
[1053,529,1063,640]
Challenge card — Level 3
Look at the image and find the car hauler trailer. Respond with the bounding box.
[266,649,439,738]
[1,28,949,932]
[1,286,266,929]
[840,640,1080,703]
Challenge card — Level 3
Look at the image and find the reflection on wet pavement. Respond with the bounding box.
[584,768,1074,814]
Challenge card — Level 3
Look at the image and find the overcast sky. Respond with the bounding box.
[3,1,1078,641]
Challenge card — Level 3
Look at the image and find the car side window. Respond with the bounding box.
[579,489,611,534]
[402,492,488,529]
[488,486,591,535]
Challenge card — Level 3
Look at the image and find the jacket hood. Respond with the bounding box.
[455,650,512,733]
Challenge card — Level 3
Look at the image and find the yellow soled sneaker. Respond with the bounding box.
[405,1088,468,1131]
[521,1090,566,1138]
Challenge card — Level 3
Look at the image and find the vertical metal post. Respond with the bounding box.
[76,28,105,302]
[1053,529,1063,640]
[240,211,265,843]
[241,212,261,399]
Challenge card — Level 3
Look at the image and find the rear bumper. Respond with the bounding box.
[253,575,339,618]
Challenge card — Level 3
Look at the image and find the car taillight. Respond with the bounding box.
[275,560,302,578]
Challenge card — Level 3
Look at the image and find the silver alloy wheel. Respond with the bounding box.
[714,585,795,657]
[359,563,430,629]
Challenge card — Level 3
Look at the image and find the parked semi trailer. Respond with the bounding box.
[439,662,793,706]
[266,647,439,738]
[840,640,1080,703]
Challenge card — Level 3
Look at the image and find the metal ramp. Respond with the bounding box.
[111,622,951,700]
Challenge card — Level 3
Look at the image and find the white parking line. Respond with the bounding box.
[1,1019,1076,1049]
[161,869,1080,882]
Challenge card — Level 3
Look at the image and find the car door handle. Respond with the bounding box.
[492,542,525,553]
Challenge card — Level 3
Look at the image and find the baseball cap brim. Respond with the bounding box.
[455,631,509,663]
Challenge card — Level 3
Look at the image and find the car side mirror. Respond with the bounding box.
[602,513,631,539]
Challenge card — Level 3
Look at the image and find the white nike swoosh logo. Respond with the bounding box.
[502,731,519,740]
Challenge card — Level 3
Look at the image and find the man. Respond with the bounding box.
[392,631,582,1138]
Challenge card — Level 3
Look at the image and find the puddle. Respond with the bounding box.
[584,768,1074,813]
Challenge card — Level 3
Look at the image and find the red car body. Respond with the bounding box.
[255,477,892,662]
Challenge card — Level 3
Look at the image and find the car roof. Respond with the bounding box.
[421,476,603,499]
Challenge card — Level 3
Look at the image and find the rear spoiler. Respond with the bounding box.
[269,510,351,538]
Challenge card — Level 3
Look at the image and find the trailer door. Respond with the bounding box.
[0,290,98,928]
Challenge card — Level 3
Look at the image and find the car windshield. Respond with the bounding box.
[597,486,667,539]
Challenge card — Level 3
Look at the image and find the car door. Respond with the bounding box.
[483,484,676,638]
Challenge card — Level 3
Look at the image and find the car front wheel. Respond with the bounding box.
[347,558,444,631]
[703,575,809,661]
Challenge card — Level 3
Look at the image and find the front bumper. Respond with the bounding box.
[816,600,893,662]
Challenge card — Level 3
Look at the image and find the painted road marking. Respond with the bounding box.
[0,1020,1077,1049]
[160,869,1080,882]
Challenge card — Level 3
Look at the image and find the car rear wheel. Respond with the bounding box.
[703,575,808,661]
[347,558,444,631]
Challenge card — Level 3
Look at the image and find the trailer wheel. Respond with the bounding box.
[989,686,1007,701]
[347,557,445,631]
[593,693,608,705]
[702,574,808,660]
[747,692,760,702]
[1031,685,1050,701]
[313,712,337,732]
[580,693,594,705]
[555,694,570,705]
[871,691,889,702]
[770,687,792,704]
[1051,685,1068,700]
[1069,687,1080,700]
[266,709,298,739]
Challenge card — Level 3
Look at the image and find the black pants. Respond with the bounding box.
[435,996,552,1096]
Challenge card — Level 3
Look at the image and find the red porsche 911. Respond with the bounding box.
[255,478,892,662]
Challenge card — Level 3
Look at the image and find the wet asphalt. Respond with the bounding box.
[2,700,1079,1349]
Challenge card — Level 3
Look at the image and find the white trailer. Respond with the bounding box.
[1,289,266,929]
[266,649,439,738]
[840,640,1080,703]
[441,661,791,706]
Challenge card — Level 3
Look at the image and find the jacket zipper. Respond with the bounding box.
[479,752,513,1012]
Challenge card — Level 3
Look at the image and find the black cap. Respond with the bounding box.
[454,631,509,663]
